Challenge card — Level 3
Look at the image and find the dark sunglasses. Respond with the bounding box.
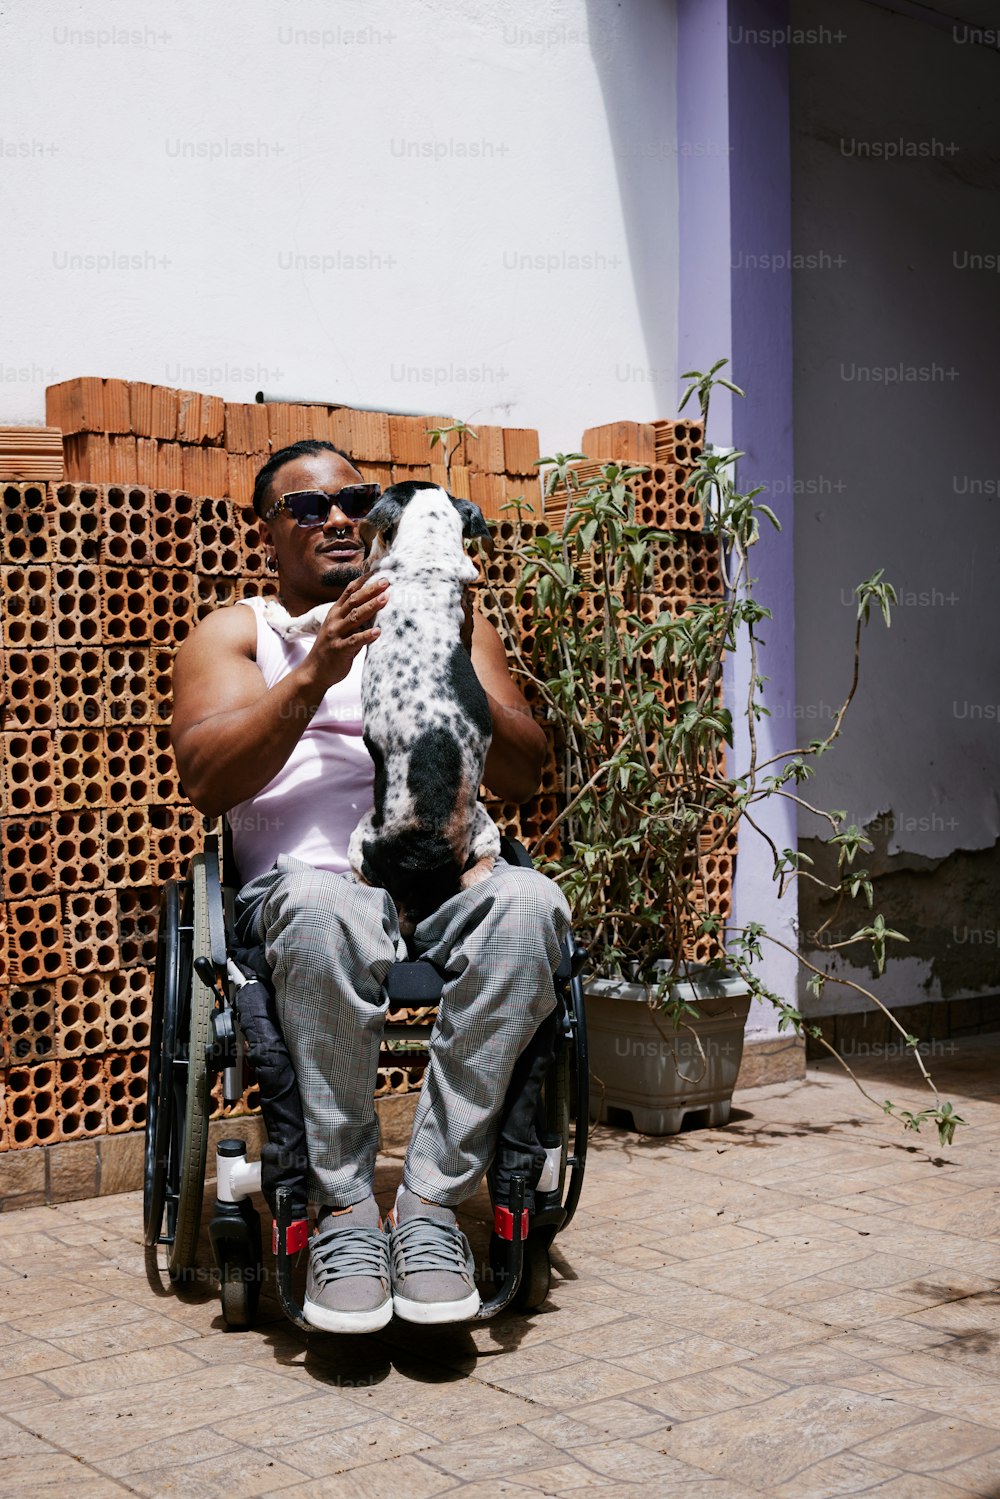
[264,484,381,526]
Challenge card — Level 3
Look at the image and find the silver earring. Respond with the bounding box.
[265,555,277,574]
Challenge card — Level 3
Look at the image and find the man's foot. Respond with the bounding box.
[303,1195,393,1334]
[386,1188,481,1325]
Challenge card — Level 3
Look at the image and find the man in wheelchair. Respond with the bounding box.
[171,440,572,1334]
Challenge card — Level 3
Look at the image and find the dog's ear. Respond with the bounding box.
[451,497,496,558]
[358,489,407,552]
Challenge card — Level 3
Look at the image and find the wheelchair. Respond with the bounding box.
[143,828,589,1331]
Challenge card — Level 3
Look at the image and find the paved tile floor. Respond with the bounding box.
[2,1038,999,1497]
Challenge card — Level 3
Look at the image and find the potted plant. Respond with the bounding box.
[465,364,962,1146]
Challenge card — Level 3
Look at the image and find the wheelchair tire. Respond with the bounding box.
[167,853,215,1280]
[220,1262,256,1330]
[143,882,181,1248]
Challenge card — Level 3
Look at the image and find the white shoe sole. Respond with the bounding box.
[393,1287,482,1325]
[303,1295,393,1335]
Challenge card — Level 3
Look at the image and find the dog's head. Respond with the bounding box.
[359,482,496,572]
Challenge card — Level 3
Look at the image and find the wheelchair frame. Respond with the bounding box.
[144,832,589,1330]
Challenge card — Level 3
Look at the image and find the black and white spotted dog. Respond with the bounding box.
[263,482,501,932]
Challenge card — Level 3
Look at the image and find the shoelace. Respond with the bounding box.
[388,1217,473,1280]
[310,1224,390,1285]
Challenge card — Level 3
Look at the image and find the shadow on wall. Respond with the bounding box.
[583,0,680,410]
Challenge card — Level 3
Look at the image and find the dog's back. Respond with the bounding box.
[353,485,497,926]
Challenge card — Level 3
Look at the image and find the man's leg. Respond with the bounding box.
[385,863,571,1322]
[234,854,401,1333]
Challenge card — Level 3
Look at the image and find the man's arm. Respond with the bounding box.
[171,577,389,817]
[469,611,548,803]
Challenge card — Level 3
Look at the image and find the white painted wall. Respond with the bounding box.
[0,0,679,456]
[791,0,1000,999]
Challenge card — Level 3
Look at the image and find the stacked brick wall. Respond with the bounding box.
[0,385,727,1150]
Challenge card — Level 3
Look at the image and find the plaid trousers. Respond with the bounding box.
[234,856,571,1208]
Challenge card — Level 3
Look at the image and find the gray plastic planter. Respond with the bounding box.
[585,967,752,1136]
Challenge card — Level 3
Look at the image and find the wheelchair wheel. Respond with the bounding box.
[168,852,215,1280]
[142,855,215,1276]
[143,882,181,1248]
[220,1260,256,1330]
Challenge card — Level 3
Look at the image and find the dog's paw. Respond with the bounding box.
[261,599,332,639]
[470,804,502,863]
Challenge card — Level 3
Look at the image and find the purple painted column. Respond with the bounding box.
[678,0,798,1033]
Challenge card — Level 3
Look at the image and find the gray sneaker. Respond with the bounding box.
[386,1189,481,1325]
[303,1196,392,1334]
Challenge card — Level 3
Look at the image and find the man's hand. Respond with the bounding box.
[304,575,391,691]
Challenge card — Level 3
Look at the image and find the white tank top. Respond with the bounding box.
[226,597,374,883]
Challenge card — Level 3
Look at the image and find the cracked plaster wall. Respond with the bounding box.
[789,0,1000,1010]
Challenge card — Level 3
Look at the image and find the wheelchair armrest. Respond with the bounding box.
[385,961,446,1004]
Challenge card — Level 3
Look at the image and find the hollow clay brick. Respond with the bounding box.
[104,967,152,1052]
[104,805,151,888]
[63,889,118,975]
[103,725,151,805]
[108,435,138,486]
[1,980,56,1065]
[3,728,57,816]
[51,482,101,564]
[148,569,196,649]
[54,971,106,1058]
[104,1048,149,1132]
[4,647,57,729]
[1,565,54,647]
[502,428,541,475]
[51,808,106,889]
[53,645,105,727]
[52,1054,106,1139]
[150,490,197,570]
[102,486,153,567]
[150,724,184,803]
[148,803,200,884]
[105,645,152,725]
[101,567,152,645]
[127,381,154,437]
[115,887,159,968]
[9,895,68,983]
[5,1061,60,1148]
[195,497,242,574]
[1,482,53,565]
[0,814,54,899]
[155,441,185,492]
[54,727,106,811]
[64,433,113,485]
[52,564,101,645]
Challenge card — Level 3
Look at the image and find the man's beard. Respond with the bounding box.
[321,563,364,588]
